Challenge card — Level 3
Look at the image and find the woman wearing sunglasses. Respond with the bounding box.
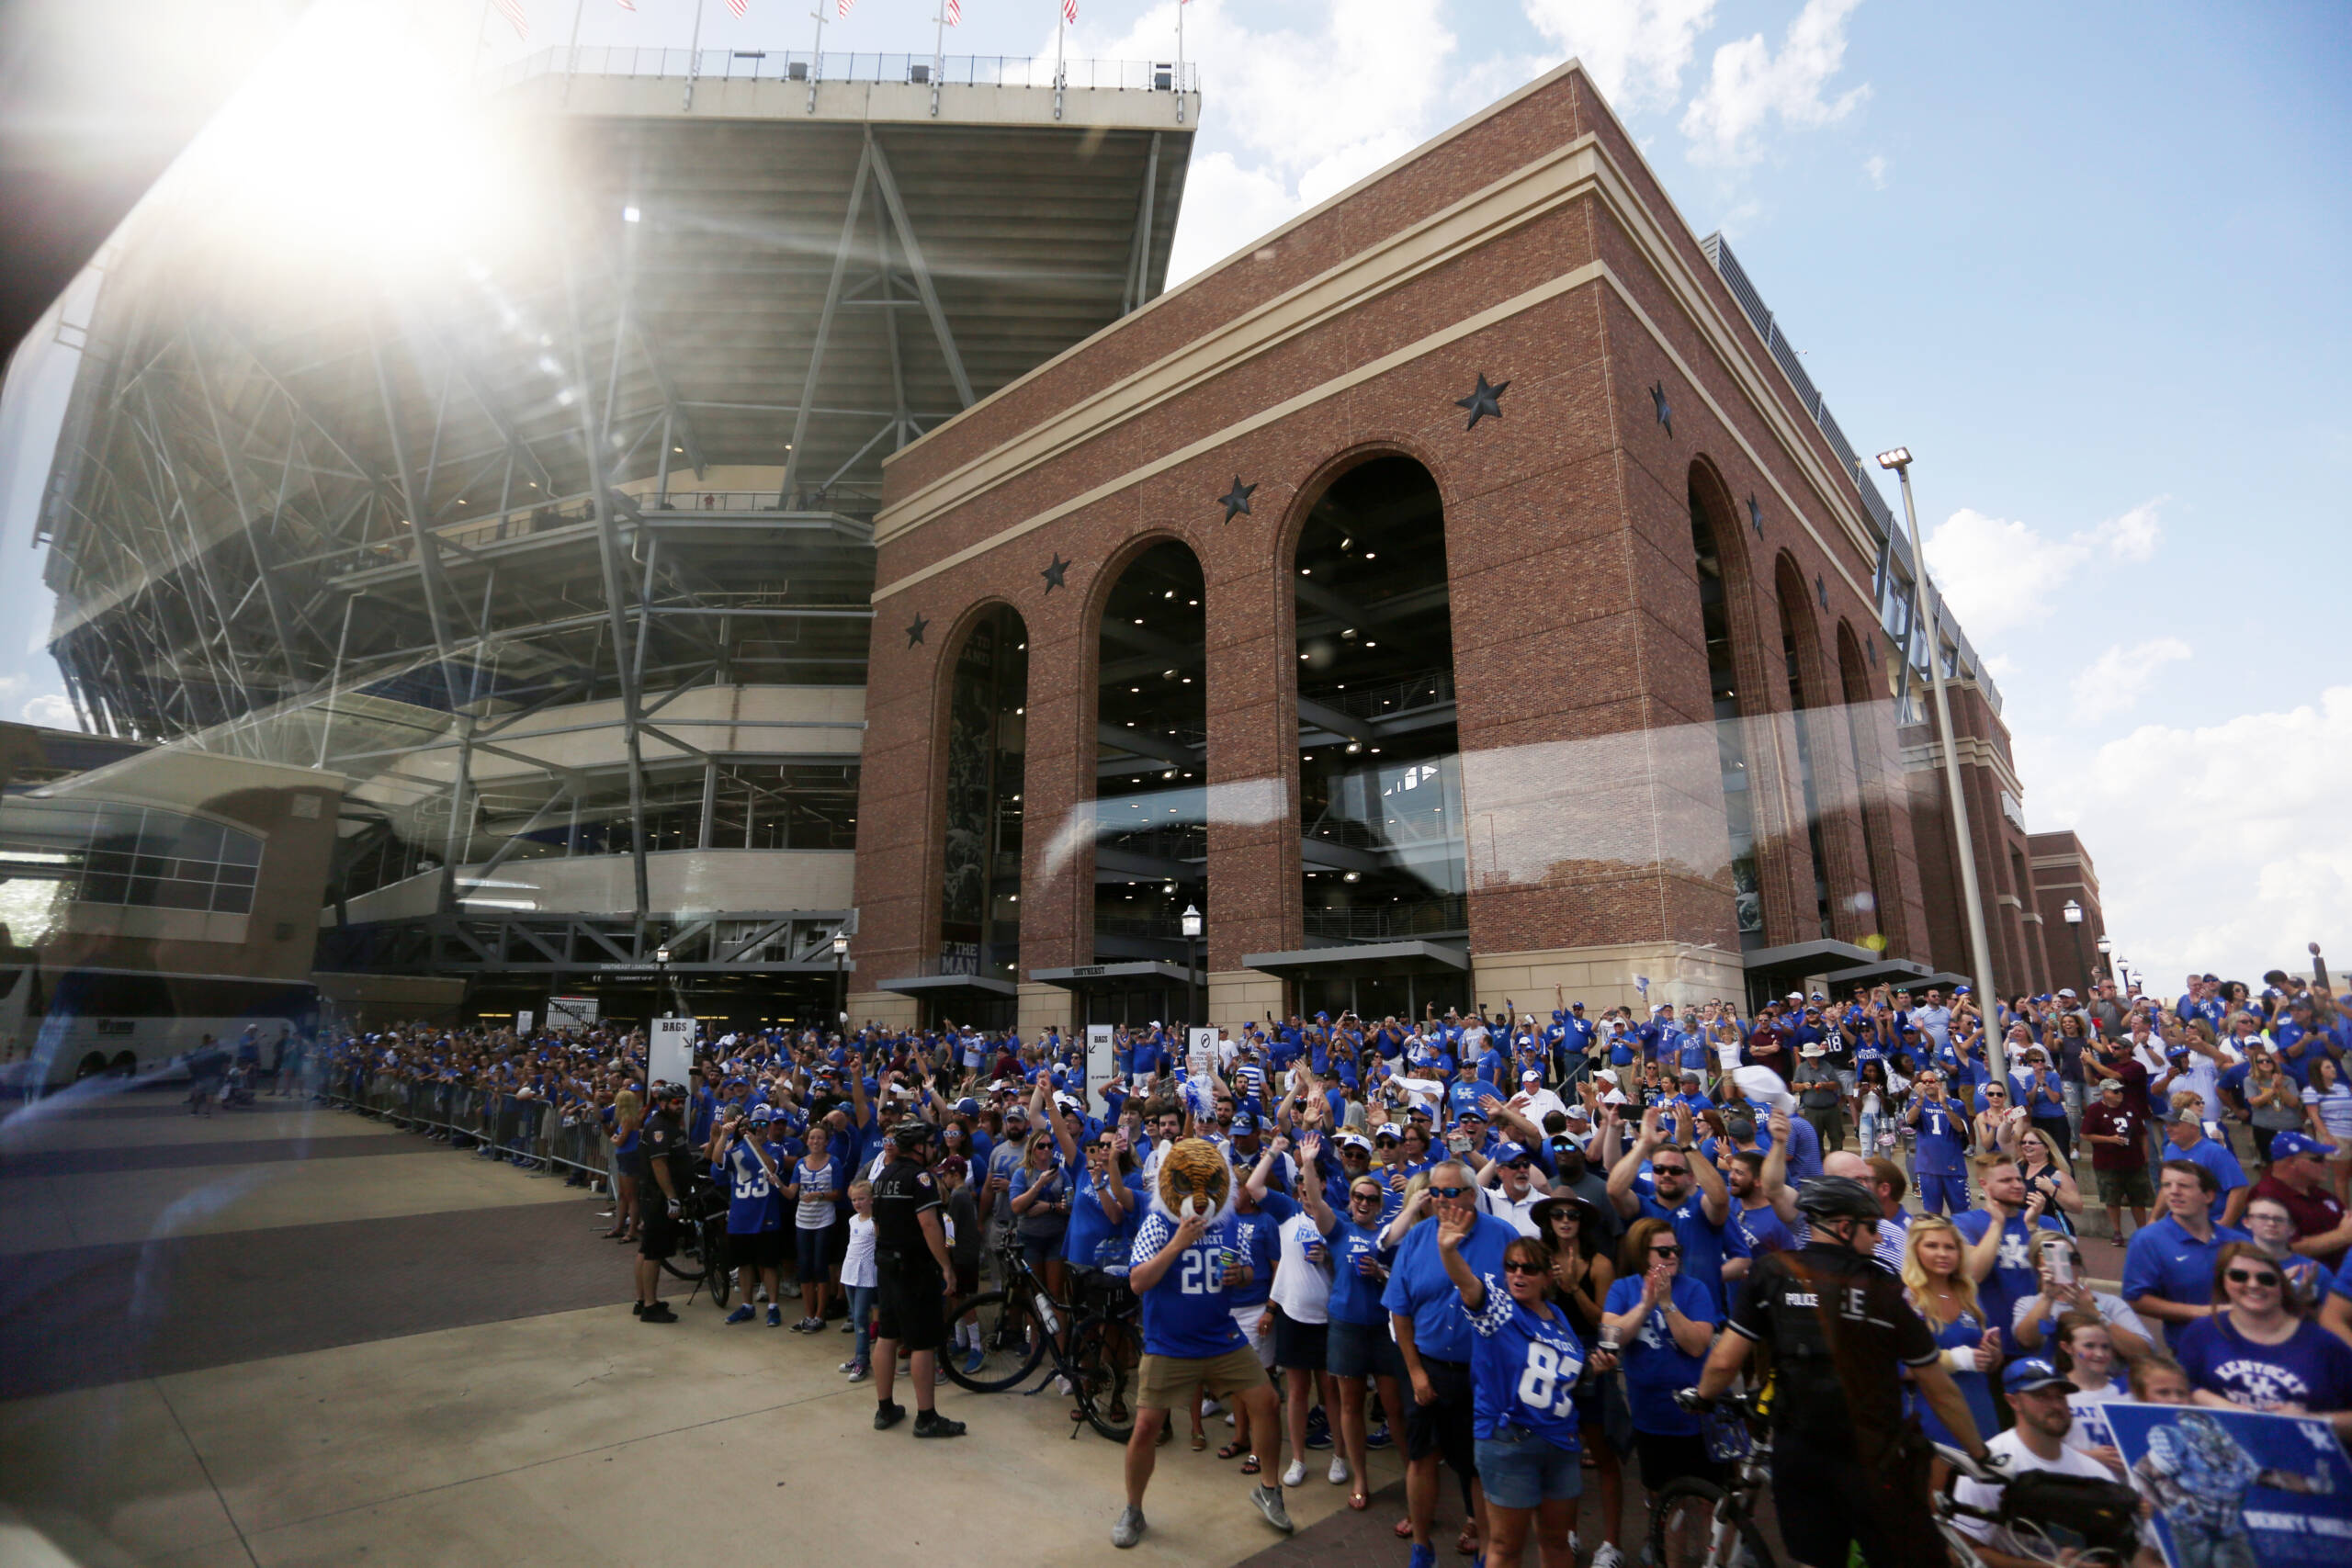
[2174,1241,2352,1432]
[1534,1194,1627,1568]
[1313,1160,1405,1512]
[1600,1217,1722,1505]
[1435,1201,1618,1568]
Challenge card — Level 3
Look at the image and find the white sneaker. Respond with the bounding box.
[1592,1543,1627,1568]
[1281,1459,1306,1488]
[1055,1375,1072,1396]
[1328,1456,1351,1485]
[1224,1410,1236,1427]
[1199,1396,1225,1417]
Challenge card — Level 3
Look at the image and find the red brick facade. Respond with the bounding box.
[850,63,1996,1021]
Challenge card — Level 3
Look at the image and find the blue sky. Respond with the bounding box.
[3,0,2345,984]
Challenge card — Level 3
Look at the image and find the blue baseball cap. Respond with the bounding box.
[954,1097,980,1114]
[1229,1111,1258,1135]
[2271,1130,2329,1161]
[2003,1357,2070,1393]
[1492,1142,1530,1165]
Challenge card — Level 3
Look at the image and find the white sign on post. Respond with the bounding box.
[1086,1024,1116,1107]
[514,1010,534,1035]
[548,996,600,1030]
[1187,1026,1219,1082]
[650,1016,695,1089]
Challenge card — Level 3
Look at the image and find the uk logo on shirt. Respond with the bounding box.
[2210,1359,2311,1408]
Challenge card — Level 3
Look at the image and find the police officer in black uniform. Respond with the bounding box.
[1681,1176,2002,1568]
[633,1081,693,1324]
[869,1119,965,1438]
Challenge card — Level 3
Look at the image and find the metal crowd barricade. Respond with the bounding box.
[312,1073,616,1190]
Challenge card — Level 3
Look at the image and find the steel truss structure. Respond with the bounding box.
[36,54,1196,1000]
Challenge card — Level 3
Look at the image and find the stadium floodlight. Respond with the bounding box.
[622,205,641,223]
[1875,447,1911,470]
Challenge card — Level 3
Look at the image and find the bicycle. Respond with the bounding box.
[1647,1391,1775,1568]
[941,1235,1142,1442]
[652,1179,735,1310]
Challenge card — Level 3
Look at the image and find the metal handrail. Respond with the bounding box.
[493,48,1199,96]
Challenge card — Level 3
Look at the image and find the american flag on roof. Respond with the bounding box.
[942,0,959,22]
[727,0,747,16]
[1062,0,1077,19]
[834,0,852,16]
[615,0,635,11]
[493,0,528,39]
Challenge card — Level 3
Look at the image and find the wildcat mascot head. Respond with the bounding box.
[1153,1136,1238,1226]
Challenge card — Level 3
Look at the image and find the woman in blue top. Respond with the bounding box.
[1600,1217,1721,1499]
[1302,1150,1402,1511]
[1060,1120,1144,1269]
[1898,1215,1999,1480]
[1435,1203,1618,1568]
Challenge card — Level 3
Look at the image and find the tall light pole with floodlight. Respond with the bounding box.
[1878,446,2002,1077]
[832,931,850,1034]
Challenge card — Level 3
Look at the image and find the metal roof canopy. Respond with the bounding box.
[1819,956,1935,988]
[1031,960,1202,989]
[877,972,1017,999]
[1242,941,1471,975]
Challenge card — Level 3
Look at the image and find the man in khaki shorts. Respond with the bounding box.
[1114,1137,1293,1549]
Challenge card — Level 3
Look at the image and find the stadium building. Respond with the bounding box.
[26,46,1198,1031]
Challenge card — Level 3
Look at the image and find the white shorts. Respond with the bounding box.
[1231,1303,1275,1369]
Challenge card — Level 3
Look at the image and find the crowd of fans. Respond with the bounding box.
[311,950,2352,1564]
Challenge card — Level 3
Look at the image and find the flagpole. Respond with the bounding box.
[930,6,945,118]
[472,0,493,78]
[1175,0,1185,123]
[683,0,706,110]
[1054,3,1066,121]
[808,6,825,114]
[562,0,587,105]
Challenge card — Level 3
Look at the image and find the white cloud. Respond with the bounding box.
[2070,637,2190,724]
[1084,0,1461,285]
[1680,0,1869,167]
[2025,686,2352,985]
[1520,0,1716,112]
[20,694,76,728]
[1924,497,2166,641]
[1863,152,1889,188]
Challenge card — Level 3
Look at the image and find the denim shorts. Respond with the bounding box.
[1476,1424,1585,1509]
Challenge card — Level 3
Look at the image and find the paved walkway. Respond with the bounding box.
[0,1089,1401,1566]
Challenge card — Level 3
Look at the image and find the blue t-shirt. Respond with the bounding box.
[1630,1175,1749,1313]
[2120,1213,2253,1347]
[1130,1210,1249,1359]
[1603,1271,1718,1435]
[2170,1137,2247,1222]
[1223,1197,1292,1308]
[2174,1314,2352,1413]
[1326,1216,1396,1327]
[1734,1200,1799,1258]
[717,1141,784,1235]
[1467,1279,1589,1450]
[1064,1164,1145,1267]
[1383,1210,1521,1363]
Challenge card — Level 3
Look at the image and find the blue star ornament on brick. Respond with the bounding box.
[1042,554,1070,592]
[905,614,929,649]
[1218,478,1258,523]
[1651,381,1673,436]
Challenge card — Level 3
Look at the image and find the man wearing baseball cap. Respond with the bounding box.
[1951,1359,2118,1563]
[2249,1130,2352,1268]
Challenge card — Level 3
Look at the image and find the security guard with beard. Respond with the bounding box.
[870,1118,966,1438]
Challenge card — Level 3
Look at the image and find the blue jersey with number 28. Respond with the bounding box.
[1130,1210,1248,1359]
[1467,1275,1589,1450]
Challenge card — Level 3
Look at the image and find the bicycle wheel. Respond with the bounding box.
[701,1223,733,1308]
[656,1219,713,1288]
[1069,1315,1139,1443]
[940,1290,1047,1393]
[1648,1478,1772,1568]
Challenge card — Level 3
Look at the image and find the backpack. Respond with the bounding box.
[1997,1469,2142,1561]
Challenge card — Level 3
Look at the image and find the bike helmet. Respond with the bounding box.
[650,1079,686,1102]
[1794,1175,1880,1225]
[890,1119,936,1150]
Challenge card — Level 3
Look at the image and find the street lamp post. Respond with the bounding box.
[832,931,850,1034]
[2096,933,2113,985]
[647,945,672,1100]
[1180,905,1204,1031]
[1878,446,2002,1078]
[2063,899,2086,996]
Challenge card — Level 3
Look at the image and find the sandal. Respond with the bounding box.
[1456,1524,1480,1556]
[1238,1455,1261,1476]
[1190,1432,1207,1451]
[1349,1493,1371,1512]
[1394,1518,1414,1540]
[1217,1441,1248,1461]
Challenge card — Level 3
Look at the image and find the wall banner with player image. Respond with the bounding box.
[2103,1401,2350,1567]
